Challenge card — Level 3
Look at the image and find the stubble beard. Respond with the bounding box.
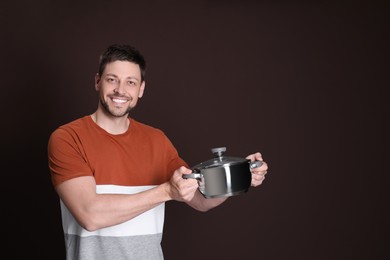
[100,97,133,118]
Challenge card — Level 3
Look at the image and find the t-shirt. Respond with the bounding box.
[48,115,188,260]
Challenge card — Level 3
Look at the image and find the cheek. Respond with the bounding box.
[99,84,114,94]
[128,88,140,97]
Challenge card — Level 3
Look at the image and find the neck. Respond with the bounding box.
[91,111,130,135]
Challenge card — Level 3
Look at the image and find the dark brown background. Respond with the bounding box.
[1,0,388,259]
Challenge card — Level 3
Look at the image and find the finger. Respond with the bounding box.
[252,172,265,181]
[255,152,263,161]
[251,162,268,175]
[257,161,268,172]
[251,175,265,187]
[179,166,192,174]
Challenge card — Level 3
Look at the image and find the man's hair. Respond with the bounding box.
[98,44,146,82]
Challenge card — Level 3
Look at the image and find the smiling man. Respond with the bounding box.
[47,44,268,260]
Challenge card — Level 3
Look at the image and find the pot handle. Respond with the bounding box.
[182,172,202,180]
[250,160,263,169]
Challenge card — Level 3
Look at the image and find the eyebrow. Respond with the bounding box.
[105,73,140,82]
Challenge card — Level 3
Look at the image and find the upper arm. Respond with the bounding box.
[55,176,97,227]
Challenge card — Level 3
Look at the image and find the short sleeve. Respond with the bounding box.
[48,127,93,187]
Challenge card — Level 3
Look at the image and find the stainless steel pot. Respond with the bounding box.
[182,147,262,198]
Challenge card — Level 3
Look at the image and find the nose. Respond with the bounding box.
[113,81,126,94]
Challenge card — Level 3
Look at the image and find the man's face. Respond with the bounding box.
[95,60,145,117]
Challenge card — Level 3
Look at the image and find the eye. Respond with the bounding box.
[106,77,117,83]
[128,81,136,86]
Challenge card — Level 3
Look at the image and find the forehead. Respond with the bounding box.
[103,60,141,79]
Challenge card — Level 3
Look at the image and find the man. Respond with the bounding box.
[48,44,268,260]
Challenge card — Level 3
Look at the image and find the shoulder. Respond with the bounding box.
[49,116,90,141]
[129,118,176,148]
[130,118,165,136]
[59,116,90,131]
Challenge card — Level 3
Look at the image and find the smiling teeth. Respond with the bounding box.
[113,98,127,103]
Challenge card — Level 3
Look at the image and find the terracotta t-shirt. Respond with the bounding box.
[48,115,187,187]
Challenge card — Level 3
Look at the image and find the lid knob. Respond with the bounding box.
[211,147,226,157]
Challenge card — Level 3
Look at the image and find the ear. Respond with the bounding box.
[138,81,146,98]
[94,73,101,91]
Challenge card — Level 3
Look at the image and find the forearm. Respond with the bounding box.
[91,183,172,229]
[57,179,172,232]
[186,190,228,212]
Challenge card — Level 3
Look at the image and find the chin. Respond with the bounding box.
[111,107,133,117]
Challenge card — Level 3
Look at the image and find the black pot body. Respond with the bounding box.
[196,162,252,198]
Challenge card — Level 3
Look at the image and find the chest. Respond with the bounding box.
[81,133,169,186]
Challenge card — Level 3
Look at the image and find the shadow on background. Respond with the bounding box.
[1,0,388,259]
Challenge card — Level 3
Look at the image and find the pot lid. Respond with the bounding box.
[192,147,249,170]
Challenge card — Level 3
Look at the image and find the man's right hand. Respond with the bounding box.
[167,166,199,202]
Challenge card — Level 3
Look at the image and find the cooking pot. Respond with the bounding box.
[182,147,262,198]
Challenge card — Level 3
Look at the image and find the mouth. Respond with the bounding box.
[110,96,130,105]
